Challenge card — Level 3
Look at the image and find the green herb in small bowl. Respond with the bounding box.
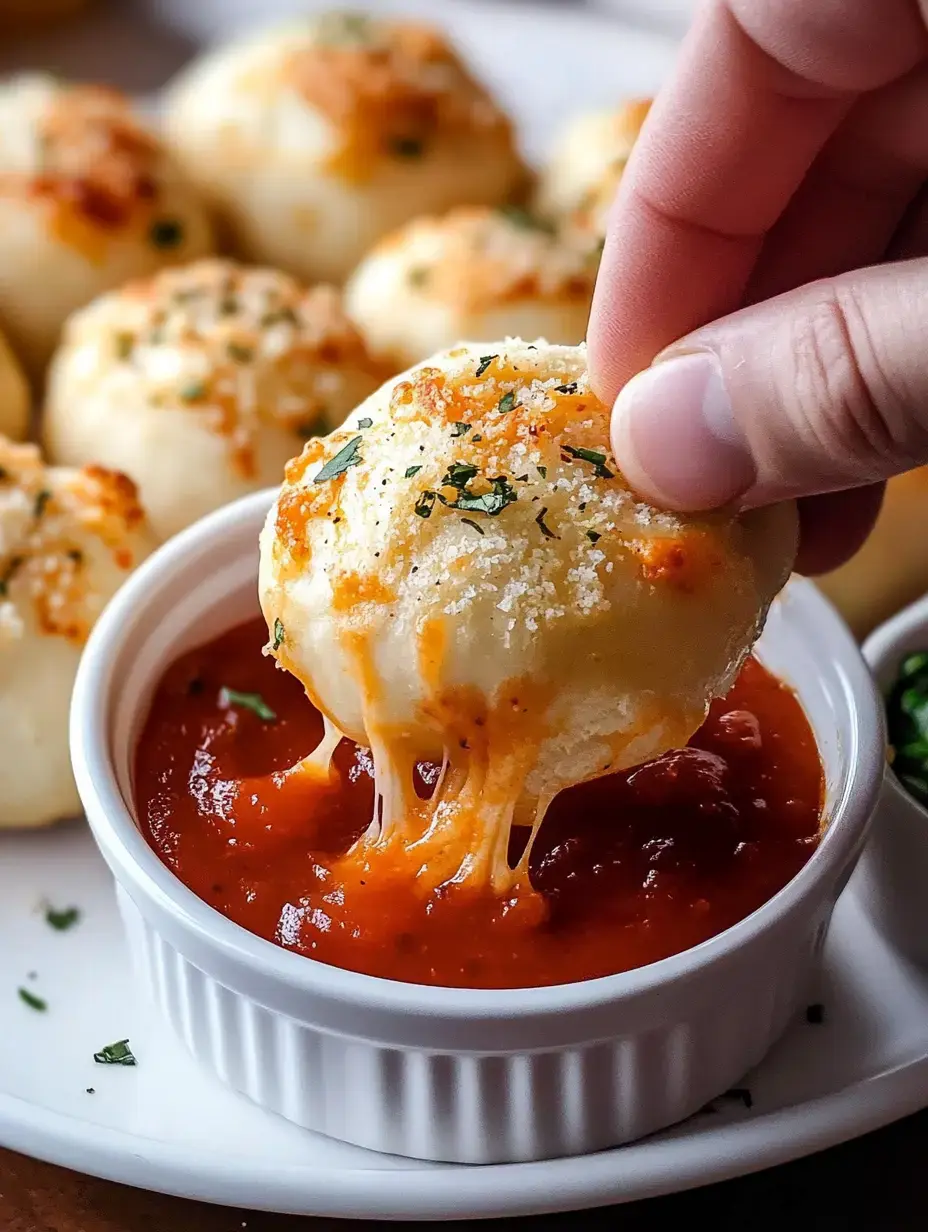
[886,651,928,808]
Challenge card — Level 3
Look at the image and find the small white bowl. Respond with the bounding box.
[71,491,884,1164]
[858,594,928,969]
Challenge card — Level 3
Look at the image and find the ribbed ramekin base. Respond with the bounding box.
[117,887,822,1163]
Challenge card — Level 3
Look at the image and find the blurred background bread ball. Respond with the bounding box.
[0,74,214,378]
[344,205,598,370]
[0,437,155,828]
[533,100,651,242]
[43,258,383,540]
[163,12,528,285]
[0,324,29,440]
[816,469,928,640]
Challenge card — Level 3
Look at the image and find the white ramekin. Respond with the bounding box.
[857,595,928,969]
[71,490,884,1164]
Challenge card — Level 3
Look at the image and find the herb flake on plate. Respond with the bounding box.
[94,1039,136,1066]
[45,905,80,931]
[18,987,46,1012]
[313,435,363,483]
[886,651,928,808]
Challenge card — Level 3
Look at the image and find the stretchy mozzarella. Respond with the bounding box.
[259,340,796,894]
[164,12,527,284]
[43,259,382,540]
[0,438,155,827]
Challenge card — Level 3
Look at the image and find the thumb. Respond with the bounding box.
[606,258,928,511]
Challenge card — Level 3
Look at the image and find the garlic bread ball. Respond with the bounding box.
[0,438,155,828]
[259,340,796,892]
[164,12,527,284]
[0,325,29,441]
[534,100,652,242]
[43,259,383,541]
[344,206,598,371]
[0,74,214,376]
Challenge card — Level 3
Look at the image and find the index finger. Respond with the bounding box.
[587,0,927,402]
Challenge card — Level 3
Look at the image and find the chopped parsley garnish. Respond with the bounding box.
[497,391,517,414]
[442,461,479,490]
[442,475,517,517]
[555,382,578,394]
[179,380,207,403]
[45,905,80,931]
[537,465,547,479]
[408,266,429,288]
[886,652,928,808]
[34,489,51,519]
[219,688,276,722]
[313,435,363,483]
[472,434,483,442]
[414,490,437,519]
[404,465,423,478]
[357,416,373,429]
[561,444,614,479]
[18,987,47,1011]
[272,618,285,651]
[806,1003,825,1025]
[115,332,134,360]
[94,1039,136,1066]
[226,342,254,363]
[261,306,298,328]
[460,517,485,535]
[497,204,556,234]
[475,354,497,378]
[535,507,558,539]
[149,219,184,249]
[390,135,424,159]
[0,554,23,597]
[451,422,471,437]
[586,529,601,544]
[219,296,239,316]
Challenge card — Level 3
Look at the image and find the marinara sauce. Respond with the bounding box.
[136,617,824,989]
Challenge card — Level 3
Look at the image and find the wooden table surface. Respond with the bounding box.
[2,1108,927,1230]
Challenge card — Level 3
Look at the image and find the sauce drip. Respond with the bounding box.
[136,618,823,989]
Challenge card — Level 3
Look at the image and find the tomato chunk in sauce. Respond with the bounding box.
[136,617,824,989]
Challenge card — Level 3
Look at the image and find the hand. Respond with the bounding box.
[587,0,928,574]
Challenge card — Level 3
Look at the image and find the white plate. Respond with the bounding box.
[2,820,928,1219]
[4,0,926,1220]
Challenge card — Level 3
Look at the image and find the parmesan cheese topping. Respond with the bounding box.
[259,341,797,897]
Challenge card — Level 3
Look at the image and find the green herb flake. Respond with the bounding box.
[408,266,430,288]
[460,517,485,535]
[179,380,207,403]
[33,489,51,519]
[441,475,517,518]
[313,435,364,483]
[149,219,184,249]
[442,461,479,490]
[115,332,134,360]
[555,382,578,395]
[414,490,437,519]
[357,416,373,429]
[586,530,601,544]
[219,688,277,723]
[404,465,423,478]
[272,618,285,651]
[94,1039,136,1066]
[390,135,424,159]
[472,434,483,442]
[226,341,254,363]
[496,205,556,234]
[497,391,517,414]
[451,422,471,437]
[261,306,298,328]
[45,905,80,931]
[475,355,497,378]
[537,465,547,479]
[0,554,24,597]
[535,507,558,539]
[561,444,614,479]
[18,987,47,1012]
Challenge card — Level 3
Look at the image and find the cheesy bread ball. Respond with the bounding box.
[163,12,526,285]
[817,468,928,639]
[0,74,214,376]
[534,100,652,242]
[43,259,383,541]
[0,438,155,828]
[0,325,29,441]
[259,340,796,893]
[344,206,597,371]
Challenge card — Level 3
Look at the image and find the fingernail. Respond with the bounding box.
[611,350,755,510]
